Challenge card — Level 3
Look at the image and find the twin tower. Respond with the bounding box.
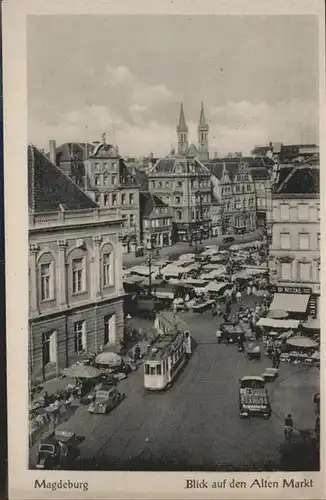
[177,102,209,162]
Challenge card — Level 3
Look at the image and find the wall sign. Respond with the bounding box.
[273,286,311,295]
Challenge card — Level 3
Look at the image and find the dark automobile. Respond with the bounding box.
[222,236,235,243]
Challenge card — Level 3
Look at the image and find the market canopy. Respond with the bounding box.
[62,365,102,379]
[205,282,229,293]
[286,336,318,349]
[301,318,320,330]
[269,293,310,314]
[268,309,289,320]
[178,253,196,261]
[95,352,122,366]
[256,317,300,330]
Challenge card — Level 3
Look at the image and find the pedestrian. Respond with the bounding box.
[215,328,222,344]
[284,414,294,441]
[216,302,221,316]
[236,290,242,302]
[212,302,217,317]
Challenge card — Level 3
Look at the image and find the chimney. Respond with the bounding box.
[49,140,56,164]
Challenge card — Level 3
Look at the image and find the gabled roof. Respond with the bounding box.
[28,145,98,212]
[205,162,238,182]
[274,164,319,195]
[250,167,269,180]
[133,171,148,191]
[187,143,198,157]
[150,156,210,176]
[139,192,168,218]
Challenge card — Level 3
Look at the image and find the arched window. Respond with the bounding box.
[69,247,87,295]
[101,243,114,288]
[37,252,56,302]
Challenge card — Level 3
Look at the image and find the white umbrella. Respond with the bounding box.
[62,364,102,379]
[95,352,122,367]
[287,336,318,349]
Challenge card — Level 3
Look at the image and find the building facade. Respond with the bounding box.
[269,163,320,318]
[85,137,140,254]
[139,192,173,248]
[148,155,212,242]
[28,145,125,383]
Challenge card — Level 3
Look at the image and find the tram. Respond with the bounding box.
[144,312,191,391]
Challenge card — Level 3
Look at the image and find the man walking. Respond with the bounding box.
[216,328,222,344]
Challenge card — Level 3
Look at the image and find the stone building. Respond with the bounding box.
[139,192,173,248]
[148,154,212,242]
[85,136,140,254]
[28,145,125,383]
[269,162,320,318]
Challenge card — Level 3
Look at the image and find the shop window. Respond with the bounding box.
[74,320,86,353]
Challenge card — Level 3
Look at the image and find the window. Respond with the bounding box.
[156,364,162,375]
[317,233,321,251]
[42,331,57,365]
[103,254,112,287]
[177,181,182,187]
[158,181,162,188]
[145,364,149,375]
[235,198,240,210]
[248,198,254,209]
[95,194,100,204]
[299,233,309,250]
[247,184,251,191]
[144,220,149,228]
[165,181,169,187]
[281,263,291,280]
[40,263,53,301]
[129,193,134,204]
[74,320,86,354]
[104,194,109,206]
[111,175,117,185]
[280,204,290,221]
[72,258,85,294]
[177,211,182,220]
[121,194,126,205]
[95,176,100,186]
[151,181,155,189]
[299,262,311,282]
[112,162,117,171]
[103,175,109,185]
[298,204,309,221]
[112,194,117,206]
[280,233,290,249]
[176,196,181,204]
[130,214,135,226]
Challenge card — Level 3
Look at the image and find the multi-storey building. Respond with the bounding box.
[206,158,273,234]
[48,140,93,188]
[148,154,212,242]
[139,192,173,248]
[85,136,140,254]
[269,163,320,318]
[28,145,125,383]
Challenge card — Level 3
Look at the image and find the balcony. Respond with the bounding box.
[29,207,123,229]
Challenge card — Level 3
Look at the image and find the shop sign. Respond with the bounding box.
[274,285,311,294]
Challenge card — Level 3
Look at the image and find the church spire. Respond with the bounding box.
[177,103,188,155]
[177,103,188,132]
[199,101,207,127]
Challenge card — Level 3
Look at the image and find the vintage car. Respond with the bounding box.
[36,430,81,470]
[239,376,271,419]
[261,367,279,382]
[87,386,125,415]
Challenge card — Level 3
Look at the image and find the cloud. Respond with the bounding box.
[209,99,318,155]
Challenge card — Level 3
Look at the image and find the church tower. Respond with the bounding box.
[177,103,188,155]
[197,101,209,161]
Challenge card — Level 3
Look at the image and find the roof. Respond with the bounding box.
[205,162,238,182]
[269,293,310,313]
[150,157,210,176]
[274,165,319,195]
[177,103,188,132]
[198,101,208,129]
[55,142,93,163]
[28,145,98,212]
[139,192,168,218]
[187,143,198,157]
[250,167,269,180]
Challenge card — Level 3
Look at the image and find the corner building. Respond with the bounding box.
[28,145,125,383]
[269,163,320,318]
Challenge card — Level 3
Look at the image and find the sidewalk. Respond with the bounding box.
[123,229,263,268]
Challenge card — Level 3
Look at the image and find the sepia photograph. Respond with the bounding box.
[25,13,321,474]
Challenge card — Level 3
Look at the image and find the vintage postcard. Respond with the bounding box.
[3,0,325,498]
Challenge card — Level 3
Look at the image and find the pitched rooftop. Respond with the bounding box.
[274,164,320,196]
[28,144,98,213]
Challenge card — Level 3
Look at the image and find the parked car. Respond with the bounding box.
[222,236,235,243]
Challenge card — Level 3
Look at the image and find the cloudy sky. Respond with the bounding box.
[27,15,319,157]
